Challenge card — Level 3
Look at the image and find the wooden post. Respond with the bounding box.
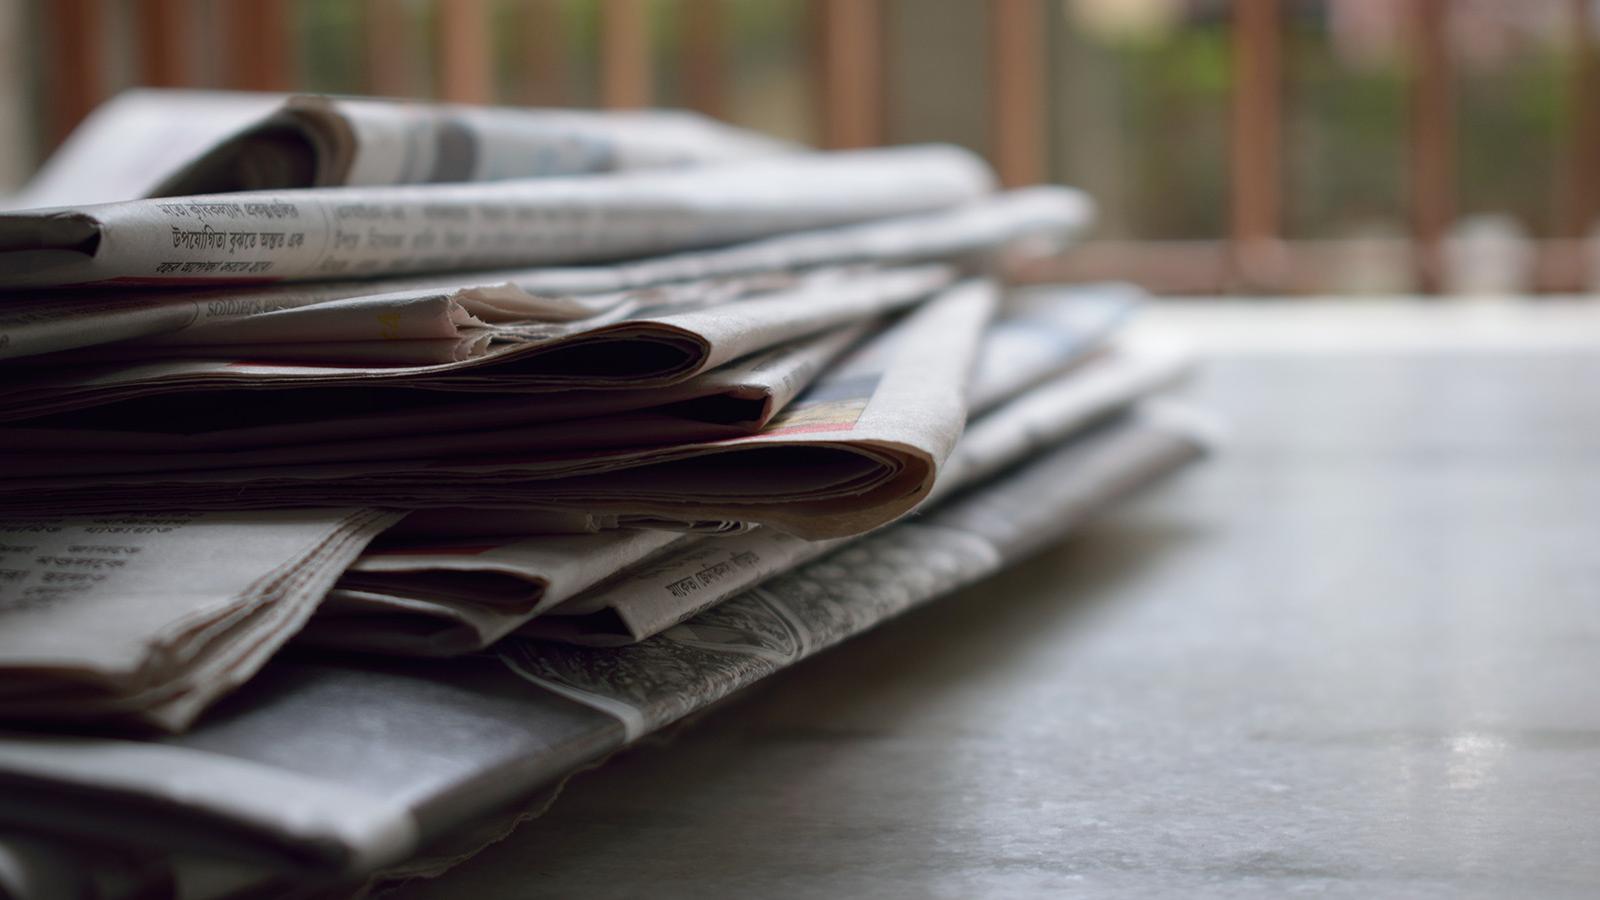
[1565,0,1600,237]
[1229,0,1285,290]
[600,0,652,108]
[988,0,1045,187]
[1408,0,1454,294]
[682,0,725,119]
[224,0,294,91]
[1558,0,1600,288]
[135,0,192,87]
[438,0,493,103]
[813,0,884,149]
[363,0,414,98]
[517,0,569,107]
[43,0,106,146]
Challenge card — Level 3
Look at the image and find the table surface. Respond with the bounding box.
[392,300,1600,899]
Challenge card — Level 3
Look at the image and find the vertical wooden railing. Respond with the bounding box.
[42,0,105,146]
[1408,0,1454,295]
[813,0,884,149]
[1229,0,1284,288]
[681,0,726,119]
[1554,0,1600,290]
[1566,0,1600,235]
[21,0,1600,295]
[223,0,294,92]
[134,0,191,88]
[988,0,1046,188]
[517,0,570,107]
[438,0,493,103]
[363,0,415,98]
[600,0,652,108]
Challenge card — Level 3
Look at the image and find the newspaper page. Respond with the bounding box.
[970,281,1142,411]
[154,93,795,196]
[0,279,994,540]
[5,272,1116,374]
[0,264,944,424]
[525,341,1192,646]
[0,144,992,288]
[300,529,700,656]
[13,89,791,208]
[383,508,621,539]
[0,836,282,900]
[0,407,1209,876]
[6,90,285,211]
[0,508,399,731]
[0,265,929,461]
[0,186,1089,362]
[0,323,869,461]
[0,832,188,900]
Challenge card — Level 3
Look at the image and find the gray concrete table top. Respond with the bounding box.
[391,300,1600,899]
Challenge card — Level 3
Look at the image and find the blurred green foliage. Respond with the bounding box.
[1456,46,1567,233]
[1283,16,1408,237]
[1116,21,1233,238]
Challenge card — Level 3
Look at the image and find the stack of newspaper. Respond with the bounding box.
[0,92,1213,899]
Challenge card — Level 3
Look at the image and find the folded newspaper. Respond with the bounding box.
[0,278,994,538]
[0,264,945,424]
[299,284,1160,655]
[0,279,983,729]
[13,90,794,209]
[0,509,399,731]
[150,93,795,196]
[521,342,1190,649]
[0,324,870,465]
[0,404,1211,881]
[0,187,1090,363]
[0,145,991,288]
[0,283,1170,729]
[0,91,1218,898]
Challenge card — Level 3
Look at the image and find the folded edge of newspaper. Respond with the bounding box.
[0,145,993,288]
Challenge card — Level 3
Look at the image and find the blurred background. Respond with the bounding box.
[0,0,1595,297]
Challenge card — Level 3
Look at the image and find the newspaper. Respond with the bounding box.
[503,406,1214,739]
[13,90,793,209]
[289,297,1175,656]
[0,292,903,483]
[525,341,1191,646]
[383,508,630,539]
[0,508,399,732]
[0,834,285,900]
[0,144,992,288]
[971,281,1142,411]
[301,529,701,656]
[0,320,874,467]
[6,90,283,211]
[0,186,1090,362]
[0,268,598,363]
[0,407,1210,876]
[0,264,934,425]
[155,93,795,196]
[0,279,995,540]
[0,833,187,900]
[322,284,1148,654]
[0,264,944,425]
